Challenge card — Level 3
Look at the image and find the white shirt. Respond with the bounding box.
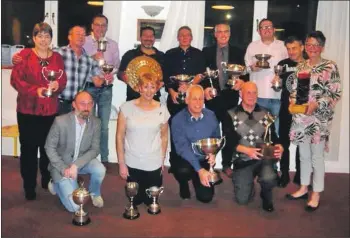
[244,39,288,99]
[73,116,87,161]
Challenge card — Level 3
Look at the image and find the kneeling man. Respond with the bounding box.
[45,91,106,212]
[222,82,283,212]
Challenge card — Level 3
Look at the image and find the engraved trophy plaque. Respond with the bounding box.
[169,74,194,104]
[71,177,91,226]
[221,63,246,87]
[123,182,140,220]
[145,186,164,215]
[41,67,63,97]
[192,137,226,185]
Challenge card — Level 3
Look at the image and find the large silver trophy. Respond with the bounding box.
[71,177,91,226]
[145,186,164,215]
[256,112,278,160]
[169,74,194,104]
[192,137,226,185]
[272,65,285,91]
[97,37,107,52]
[203,67,219,98]
[41,67,63,97]
[254,54,272,68]
[100,63,117,86]
[123,182,140,220]
[221,63,246,87]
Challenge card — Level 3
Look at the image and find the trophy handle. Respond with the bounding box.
[42,67,48,81]
[159,187,164,195]
[56,69,64,80]
[145,189,151,198]
[220,136,226,149]
[221,62,227,72]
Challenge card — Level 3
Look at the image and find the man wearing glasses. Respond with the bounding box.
[83,14,120,167]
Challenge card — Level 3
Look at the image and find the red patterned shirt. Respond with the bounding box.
[10,48,67,116]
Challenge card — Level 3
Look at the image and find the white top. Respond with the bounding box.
[244,39,288,99]
[120,100,170,171]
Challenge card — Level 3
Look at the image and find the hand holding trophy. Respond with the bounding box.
[169,74,194,104]
[221,62,246,88]
[203,67,219,98]
[41,67,63,97]
[100,63,117,86]
[272,65,285,91]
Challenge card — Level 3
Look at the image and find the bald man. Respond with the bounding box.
[45,91,106,214]
[171,85,221,203]
[222,82,283,212]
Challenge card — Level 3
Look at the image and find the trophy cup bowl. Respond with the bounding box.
[272,65,284,91]
[71,183,91,226]
[221,63,246,87]
[100,64,117,85]
[192,137,226,185]
[97,39,107,52]
[169,74,194,104]
[146,186,164,215]
[41,68,63,97]
[123,182,140,220]
[254,54,272,68]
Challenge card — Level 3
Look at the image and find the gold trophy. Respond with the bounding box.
[256,112,279,160]
[41,67,63,97]
[192,137,226,185]
[145,186,164,215]
[71,177,91,226]
[123,182,140,220]
[254,54,272,68]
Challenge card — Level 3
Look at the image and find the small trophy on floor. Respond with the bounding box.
[146,186,164,215]
[123,182,140,220]
[256,112,279,160]
[71,177,91,226]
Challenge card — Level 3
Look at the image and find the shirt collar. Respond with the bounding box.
[237,103,261,114]
[185,108,204,122]
[74,114,90,125]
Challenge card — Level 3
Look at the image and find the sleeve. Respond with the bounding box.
[117,51,132,81]
[171,116,202,172]
[221,112,240,162]
[270,121,280,145]
[90,58,101,77]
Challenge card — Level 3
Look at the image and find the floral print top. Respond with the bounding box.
[289,58,342,151]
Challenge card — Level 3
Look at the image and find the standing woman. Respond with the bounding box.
[11,22,67,200]
[116,72,170,206]
[285,31,341,211]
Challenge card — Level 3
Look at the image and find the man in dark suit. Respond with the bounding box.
[45,91,106,213]
[202,23,248,178]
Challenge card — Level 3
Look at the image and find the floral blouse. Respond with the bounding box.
[289,58,342,151]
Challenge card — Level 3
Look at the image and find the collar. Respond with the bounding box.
[237,103,261,114]
[185,108,204,122]
[67,44,87,55]
[177,46,192,53]
[74,114,90,125]
[217,44,229,51]
[91,32,107,42]
[136,45,159,56]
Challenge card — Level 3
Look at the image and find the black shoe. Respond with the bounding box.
[168,167,173,174]
[41,178,49,190]
[25,191,36,201]
[305,202,320,212]
[179,183,191,200]
[260,192,274,212]
[285,193,308,200]
[278,173,290,188]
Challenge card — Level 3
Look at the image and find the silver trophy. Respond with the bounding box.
[256,112,278,160]
[272,65,285,91]
[221,63,246,87]
[71,177,91,226]
[192,137,226,185]
[203,67,219,97]
[41,67,63,97]
[123,182,140,220]
[146,186,164,215]
[100,63,117,85]
[97,37,107,52]
[169,74,194,104]
[254,54,272,68]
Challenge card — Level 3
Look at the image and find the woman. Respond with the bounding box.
[11,22,67,200]
[285,31,341,211]
[116,72,170,206]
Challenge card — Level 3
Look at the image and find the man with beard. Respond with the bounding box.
[45,91,106,213]
[117,26,165,101]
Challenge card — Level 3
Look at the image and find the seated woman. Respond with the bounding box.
[116,72,170,205]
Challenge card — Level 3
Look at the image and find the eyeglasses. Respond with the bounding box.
[305,43,322,48]
[259,26,274,30]
[39,59,49,67]
[93,23,107,28]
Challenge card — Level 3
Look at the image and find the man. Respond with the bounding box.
[83,14,120,165]
[12,25,102,115]
[244,19,288,135]
[117,26,165,101]
[171,85,220,203]
[273,36,304,187]
[45,91,106,212]
[222,82,283,212]
[202,23,248,178]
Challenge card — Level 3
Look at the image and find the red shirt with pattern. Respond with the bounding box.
[10,48,67,116]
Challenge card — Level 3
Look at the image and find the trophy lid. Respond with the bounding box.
[125,56,163,92]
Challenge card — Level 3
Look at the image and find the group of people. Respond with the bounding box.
[10,14,341,216]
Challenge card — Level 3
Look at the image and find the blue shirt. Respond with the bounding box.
[171,108,221,171]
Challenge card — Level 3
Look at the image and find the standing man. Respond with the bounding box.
[45,91,106,212]
[171,85,220,202]
[222,82,283,212]
[83,14,120,166]
[273,36,304,187]
[117,26,165,101]
[244,19,288,135]
[202,23,248,178]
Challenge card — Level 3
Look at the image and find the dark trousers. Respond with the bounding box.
[232,159,277,205]
[205,89,239,168]
[170,158,214,203]
[279,104,301,181]
[17,112,56,195]
[127,166,163,206]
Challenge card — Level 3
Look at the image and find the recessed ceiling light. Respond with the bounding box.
[212,5,234,10]
[87,1,103,6]
[226,14,232,19]
[204,26,214,29]
[275,28,285,32]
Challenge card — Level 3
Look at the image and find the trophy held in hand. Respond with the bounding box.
[41,67,63,97]
[256,112,279,160]
[221,62,246,88]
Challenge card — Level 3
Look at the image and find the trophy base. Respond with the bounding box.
[209,172,223,186]
[256,143,277,160]
[42,89,53,97]
[72,216,91,226]
[147,208,161,215]
[271,85,282,92]
[256,63,270,69]
[289,104,309,114]
[226,79,236,87]
[123,212,140,220]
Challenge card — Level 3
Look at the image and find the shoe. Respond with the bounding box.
[41,178,50,190]
[91,195,104,208]
[260,193,274,212]
[48,179,56,195]
[179,183,191,200]
[25,191,36,201]
[278,173,290,188]
[285,193,308,200]
[305,202,320,212]
[222,167,233,178]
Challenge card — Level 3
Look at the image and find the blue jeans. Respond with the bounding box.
[85,85,112,162]
[53,159,106,212]
[257,98,281,137]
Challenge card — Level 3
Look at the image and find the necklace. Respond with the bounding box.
[33,48,49,67]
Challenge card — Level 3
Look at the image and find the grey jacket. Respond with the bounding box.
[45,112,101,182]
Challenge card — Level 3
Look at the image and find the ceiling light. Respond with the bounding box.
[212,5,234,10]
[204,26,214,29]
[87,1,103,6]
[226,14,232,19]
[141,5,164,17]
[275,28,285,32]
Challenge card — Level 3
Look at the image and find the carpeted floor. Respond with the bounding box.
[1,156,349,238]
